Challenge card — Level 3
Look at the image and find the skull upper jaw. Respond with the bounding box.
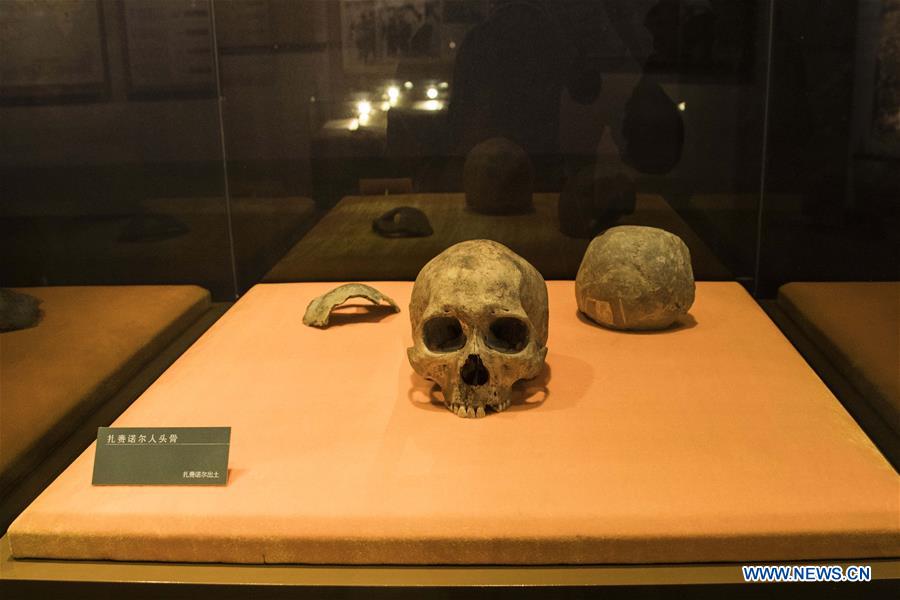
[407,343,546,418]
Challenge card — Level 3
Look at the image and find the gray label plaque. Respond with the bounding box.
[92,427,230,486]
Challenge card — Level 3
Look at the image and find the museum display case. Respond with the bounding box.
[1,1,898,597]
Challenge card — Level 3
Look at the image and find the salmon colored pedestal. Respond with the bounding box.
[7,282,898,564]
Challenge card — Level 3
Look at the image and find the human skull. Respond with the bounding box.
[408,240,548,418]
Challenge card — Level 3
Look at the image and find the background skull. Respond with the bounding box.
[408,240,548,418]
[463,137,534,215]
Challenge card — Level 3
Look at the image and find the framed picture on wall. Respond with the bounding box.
[121,0,216,99]
[341,0,451,74]
[0,0,108,104]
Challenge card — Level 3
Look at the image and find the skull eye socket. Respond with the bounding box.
[486,317,529,353]
[423,316,466,352]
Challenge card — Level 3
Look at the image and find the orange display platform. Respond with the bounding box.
[7,282,899,564]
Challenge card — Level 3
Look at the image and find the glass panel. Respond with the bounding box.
[1,0,235,299]
[211,0,329,293]
[214,0,769,291]
[759,0,899,295]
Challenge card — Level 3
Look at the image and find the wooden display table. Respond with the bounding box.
[1,285,213,532]
[770,282,900,468]
[2,539,898,597]
[778,282,898,431]
[264,194,732,282]
[7,282,897,565]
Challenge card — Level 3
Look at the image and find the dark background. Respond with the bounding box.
[1,0,897,299]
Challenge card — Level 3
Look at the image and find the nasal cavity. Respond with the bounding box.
[460,354,489,386]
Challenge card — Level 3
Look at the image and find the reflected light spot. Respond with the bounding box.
[348,118,360,131]
[380,101,391,112]
[358,113,370,126]
[416,99,443,111]
[439,81,448,89]
[387,86,400,101]
[356,100,372,116]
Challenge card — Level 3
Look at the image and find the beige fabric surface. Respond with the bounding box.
[264,193,731,282]
[778,282,899,434]
[0,286,210,487]
[8,282,898,565]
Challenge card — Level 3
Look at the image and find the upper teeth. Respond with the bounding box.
[448,402,508,418]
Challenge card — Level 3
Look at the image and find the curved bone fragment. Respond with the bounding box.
[303,283,400,328]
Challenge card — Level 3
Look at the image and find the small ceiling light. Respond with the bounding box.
[404,81,414,90]
[426,86,438,100]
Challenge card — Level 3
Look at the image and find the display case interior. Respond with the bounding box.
[1,0,897,595]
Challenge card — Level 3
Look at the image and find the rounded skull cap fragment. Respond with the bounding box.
[576,225,694,331]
